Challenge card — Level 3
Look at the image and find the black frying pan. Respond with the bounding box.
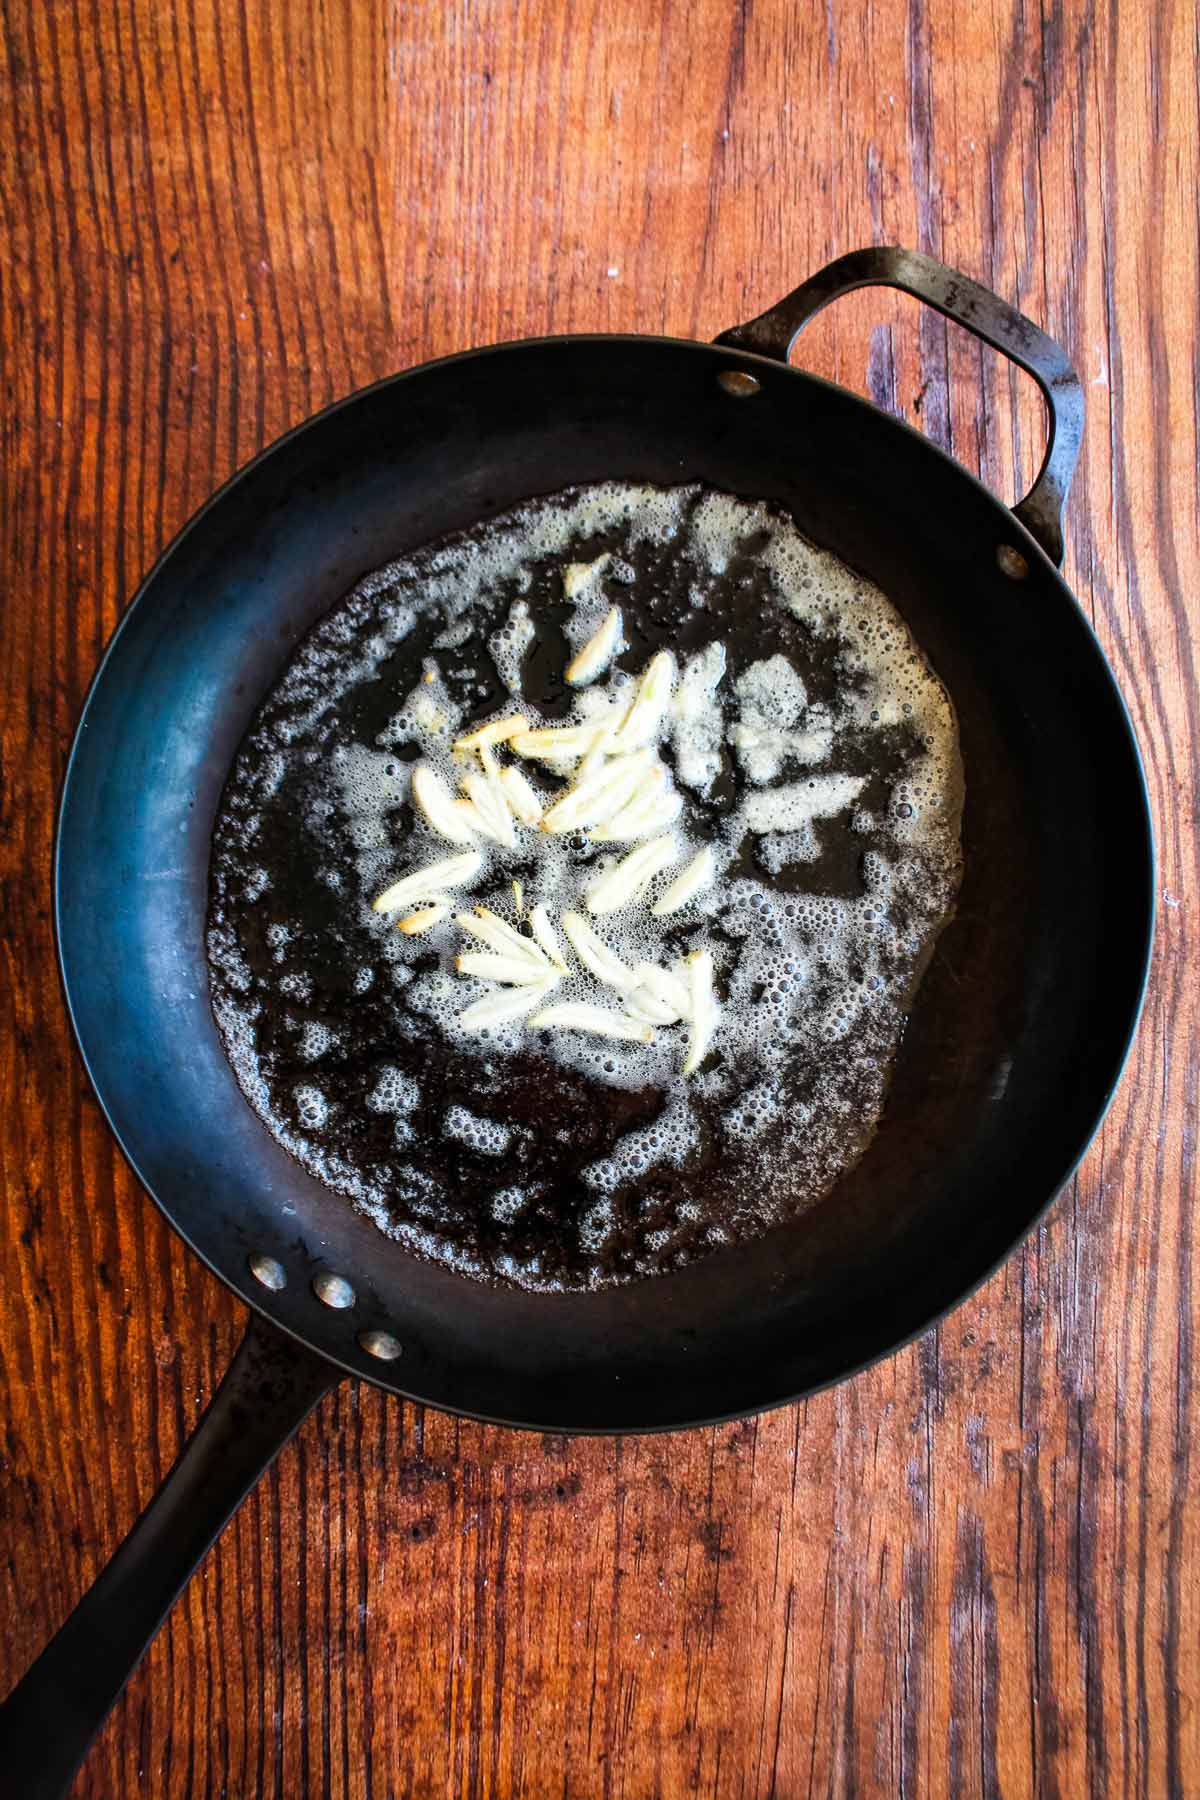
[0,249,1153,1797]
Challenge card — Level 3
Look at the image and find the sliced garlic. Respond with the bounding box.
[458,985,550,1031]
[511,723,607,764]
[611,651,675,751]
[411,763,478,846]
[528,904,570,971]
[566,606,623,686]
[651,846,716,916]
[586,835,678,915]
[395,903,450,935]
[617,792,684,843]
[527,1001,653,1044]
[452,713,527,753]
[475,904,547,960]
[455,908,547,965]
[456,952,561,987]
[590,760,663,820]
[623,986,680,1026]
[512,878,525,916]
[590,774,682,843]
[480,744,517,840]
[499,765,545,825]
[540,749,652,835]
[561,912,636,991]
[683,948,718,1074]
[452,797,508,844]
[373,851,483,915]
[634,961,692,1021]
[464,770,515,849]
[577,723,615,783]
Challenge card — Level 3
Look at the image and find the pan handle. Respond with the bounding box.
[0,1309,340,1799]
[715,246,1085,567]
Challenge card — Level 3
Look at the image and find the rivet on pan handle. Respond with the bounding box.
[716,245,1085,569]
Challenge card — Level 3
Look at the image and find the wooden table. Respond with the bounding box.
[2,1,1196,1794]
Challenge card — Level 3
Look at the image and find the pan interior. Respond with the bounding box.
[206,478,965,1293]
[55,337,1152,1429]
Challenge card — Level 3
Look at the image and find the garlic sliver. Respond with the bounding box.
[683,948,718,1074]
[511,723,605,763]
[634,961,692,1021]
[454,910,547,965]
[373,851,483,915]
[451,797,507,844]
[475,905,548,961]
[452,713,527,753]
[499,765,545,825]
[577,726,614,784]
[651,846,716,917]
[412,764,478,846]
[585,835,678,915]
[458,985,550,1032]
[607,760,665,809]
[611,652,675,750]
[566,607,623,686]
[561,912,636,991]
[630,794,684,841]
[540,750,650,835]
[456,952,560,986]
[464,771,515,849]
[528,904,570,971]
[395,903,450,935]
[480,744,517,841]
[623,986,680,1026]
[527,1002,653,1044]
[591,782,682,843]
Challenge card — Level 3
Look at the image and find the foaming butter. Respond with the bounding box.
[208,483,962,1290]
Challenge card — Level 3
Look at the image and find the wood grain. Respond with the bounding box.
[1,0,1197,1794]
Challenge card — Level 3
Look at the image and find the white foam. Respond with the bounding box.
[755,828,819,872]
[366,1065,421,1114]
[293,1083,328,1129]
[443,1105,512,1156]
[670,641,727,795]
[490,1184,527,1222]
[739,773,868,834]
[330,743,410,851]
[581,1096,700,1195]
[728,656,835,783]
[299,1020,334,1060]
[737,654,808,726]
[489,599,536,692]
[375,667,464,753]
[211,480,962,1283]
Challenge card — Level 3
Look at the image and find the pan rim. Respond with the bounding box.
[52,329,1158,1432]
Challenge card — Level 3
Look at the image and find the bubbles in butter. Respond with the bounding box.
[208,480,963,1292]
[488,599,536,692]
[443,1105,512,1157]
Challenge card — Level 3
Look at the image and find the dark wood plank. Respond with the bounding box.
[1,0,1196,1793]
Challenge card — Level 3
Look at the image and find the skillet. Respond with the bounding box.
[0,248,1154,1796]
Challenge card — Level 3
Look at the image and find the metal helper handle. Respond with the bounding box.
[716,246,1085,567]
[0,1311,341,1799]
